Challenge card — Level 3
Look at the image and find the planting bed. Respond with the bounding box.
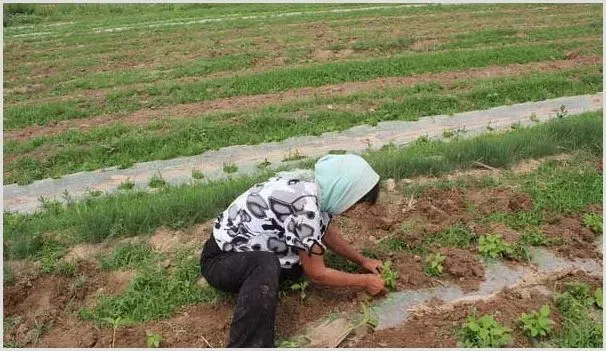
[4,152,602,348]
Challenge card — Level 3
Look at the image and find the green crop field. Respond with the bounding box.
[3,3,603,348]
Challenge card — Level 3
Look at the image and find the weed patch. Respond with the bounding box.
[81,252,218,323]
[99,242,157,270]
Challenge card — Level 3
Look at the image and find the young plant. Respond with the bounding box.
[146,330,163,348]
[283,149,306,162]
[583,212,602,234]
[424,253,446,277]
[102,317,134,348]
[191,169,205,180]
[380,260,398,291]
[458,314,513,348]
[478,234,512,258]
[148,173,167,188]
[223,162,238,174]
[290,280,309,301]
[276,339,299,348]
[518,304,553,337]
[353,302,378,330]
[257,158,271,169]
[508,243,533,262]
[118,179,135,190]
[521,229,550,246]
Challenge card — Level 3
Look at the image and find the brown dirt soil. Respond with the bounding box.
[412,188,473,229]
[510,154,574,174]
[390,253,436,290]
[5,56,600,143]
[467,187,533,215]
[438,248,485,292]
[35,283,365,347]
[542,215,602,260]
[348,271,602,348]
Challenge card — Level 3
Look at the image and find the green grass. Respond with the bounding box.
[99,242,158,270]
[488,152,602,235]
[80,251,218,323]
[3,112,602,260]
[4,173,269,259]
[4,41,598,129]
[148,173,167,188]
[5,67,602,184]
[549,282,603,347]
[367,110,602,180]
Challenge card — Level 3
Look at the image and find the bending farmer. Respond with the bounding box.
[199,154,386,347]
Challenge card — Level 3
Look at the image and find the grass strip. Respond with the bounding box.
[5,66,602,184]
[3,111,602,260]
[80,251,219,323]
[4,41,596,129]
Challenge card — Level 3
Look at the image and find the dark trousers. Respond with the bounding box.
[200,238,303,348]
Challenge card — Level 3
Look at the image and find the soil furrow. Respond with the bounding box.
[4,55,601,143]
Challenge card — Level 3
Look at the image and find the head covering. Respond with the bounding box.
[314,154,380,215]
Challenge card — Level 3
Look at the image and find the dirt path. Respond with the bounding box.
[4,56,600,142]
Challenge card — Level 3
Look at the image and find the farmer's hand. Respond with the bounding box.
[361,258,383,275]
[364,274,386,295]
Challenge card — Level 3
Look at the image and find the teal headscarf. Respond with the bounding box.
[314,154,380,215]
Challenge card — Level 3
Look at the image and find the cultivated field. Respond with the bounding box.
[3,3,603,348]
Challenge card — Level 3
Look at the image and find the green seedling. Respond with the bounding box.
[565,282,593,304]
[582,212,602,234]
[458,314,513,348]
[146,330,162,348]
[118,179,135,190]
[518,304,553,337]
[276,339,299,348]
[424,253,446,277]
[380,260,398,291]
[257,158,271,169]
[290,280,309,301]
[223,162,238,174]
[529,113,539,123]
[353,302,378,330]
[328,149,347,155]
[478,234,512,258]
[521,230,550,246]
[191,169,205,180]
[102,317,134,348]
[283,149,306,162]
[508,243,533,262]
[148,173,166,188]
[557,104,568,118]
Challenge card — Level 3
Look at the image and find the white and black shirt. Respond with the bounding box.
[212,177,331,268]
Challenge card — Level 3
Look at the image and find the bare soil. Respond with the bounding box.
[542,212,603,260]
[438,247,485,292]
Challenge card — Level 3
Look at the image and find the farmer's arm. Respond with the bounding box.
[297,246,384,294]
[321,223,382,274]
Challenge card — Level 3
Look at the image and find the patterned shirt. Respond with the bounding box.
[212,176,331,268]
